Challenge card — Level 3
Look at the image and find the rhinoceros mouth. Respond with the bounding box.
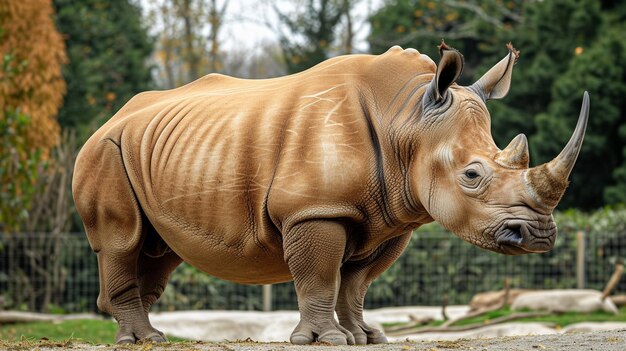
[495,219,556,255]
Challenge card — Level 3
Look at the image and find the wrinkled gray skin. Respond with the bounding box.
[72,43,589,345]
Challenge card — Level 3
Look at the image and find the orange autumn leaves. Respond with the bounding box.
[0,0,67,150]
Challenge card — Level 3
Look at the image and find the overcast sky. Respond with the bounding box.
[225,0,383,52]
[144,0,384,54]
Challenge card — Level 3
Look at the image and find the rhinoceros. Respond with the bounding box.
[72,42,589,345]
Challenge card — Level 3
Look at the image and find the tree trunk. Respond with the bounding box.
[343,0,353,54]
[208,0,227,72]
[181,0,199,81]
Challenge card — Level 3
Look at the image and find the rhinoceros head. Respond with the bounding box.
[412,42,589,255]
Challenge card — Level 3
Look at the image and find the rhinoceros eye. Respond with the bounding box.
[465,170,480,179]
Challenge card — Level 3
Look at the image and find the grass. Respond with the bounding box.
[508,307,626,328]
[383,307,626,330]
[0,319,186,344]
[3,309,626,345]
[452,307,626,328]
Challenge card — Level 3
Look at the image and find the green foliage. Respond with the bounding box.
[531,23,626,207]
[484,0,601,149]
[277,0,347,74]
[369,0,522,82]
[554,205,626,234]
[53,0,153,134]
[0,109,46,232]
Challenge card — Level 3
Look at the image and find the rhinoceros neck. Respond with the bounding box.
[357,78,433,230]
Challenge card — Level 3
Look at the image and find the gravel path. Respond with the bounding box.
[4,330,625,351]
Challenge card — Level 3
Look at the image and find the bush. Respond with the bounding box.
[0,109,46,232]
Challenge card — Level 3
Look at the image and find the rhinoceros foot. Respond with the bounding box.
[291,330,348,345]
[366,330,388,344]
[340,320,388,344]
[289,320,356,345]
[115,326,167,344]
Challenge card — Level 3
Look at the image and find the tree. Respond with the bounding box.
[274,0,349,74]
[0,0,66,231]
[368,0,523,81]
[531,23,626,207]
[53,0,154,131]
[220,41,287,79]
[148,0,228,88]
[0,110,46,232]
[0,0,66,150]
[482,0,602,148]
[207,0,228,72]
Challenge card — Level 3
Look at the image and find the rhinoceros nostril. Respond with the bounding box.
[495,220,555,255]
[496,225,523,247]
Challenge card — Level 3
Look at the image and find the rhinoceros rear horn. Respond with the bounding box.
[424,40,464,103]
[470,43,519,101]
[495,133,529,169]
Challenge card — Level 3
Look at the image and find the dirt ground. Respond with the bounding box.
[3,329,625,351]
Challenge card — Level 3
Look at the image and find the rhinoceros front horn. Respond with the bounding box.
[526,92,590,208]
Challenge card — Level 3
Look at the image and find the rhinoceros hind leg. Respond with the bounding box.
[138,231,182,313]
[336,233,411,344]
[138,251,182,313]
[284,220,354,345]
[75,141,166,344]
[90,211,168,344]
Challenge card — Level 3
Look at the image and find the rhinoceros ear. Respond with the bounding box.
[470,43,519,100]
[424,41,464,104]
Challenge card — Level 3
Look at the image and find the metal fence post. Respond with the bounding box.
[576,231,585,289]
[263,284,272,311]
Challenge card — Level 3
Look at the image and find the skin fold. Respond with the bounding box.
[72,42,588,345]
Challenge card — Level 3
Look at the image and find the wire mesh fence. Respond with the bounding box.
[0,230,624,313]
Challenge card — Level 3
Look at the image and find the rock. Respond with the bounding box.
[363,305,470,324]
[150,310,299,342]
[389,322,557,342]
[469,289,534,311]
[511,289,619,314]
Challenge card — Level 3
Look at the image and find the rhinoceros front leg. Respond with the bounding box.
[336,232,412,344]
[284,220,354,345]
